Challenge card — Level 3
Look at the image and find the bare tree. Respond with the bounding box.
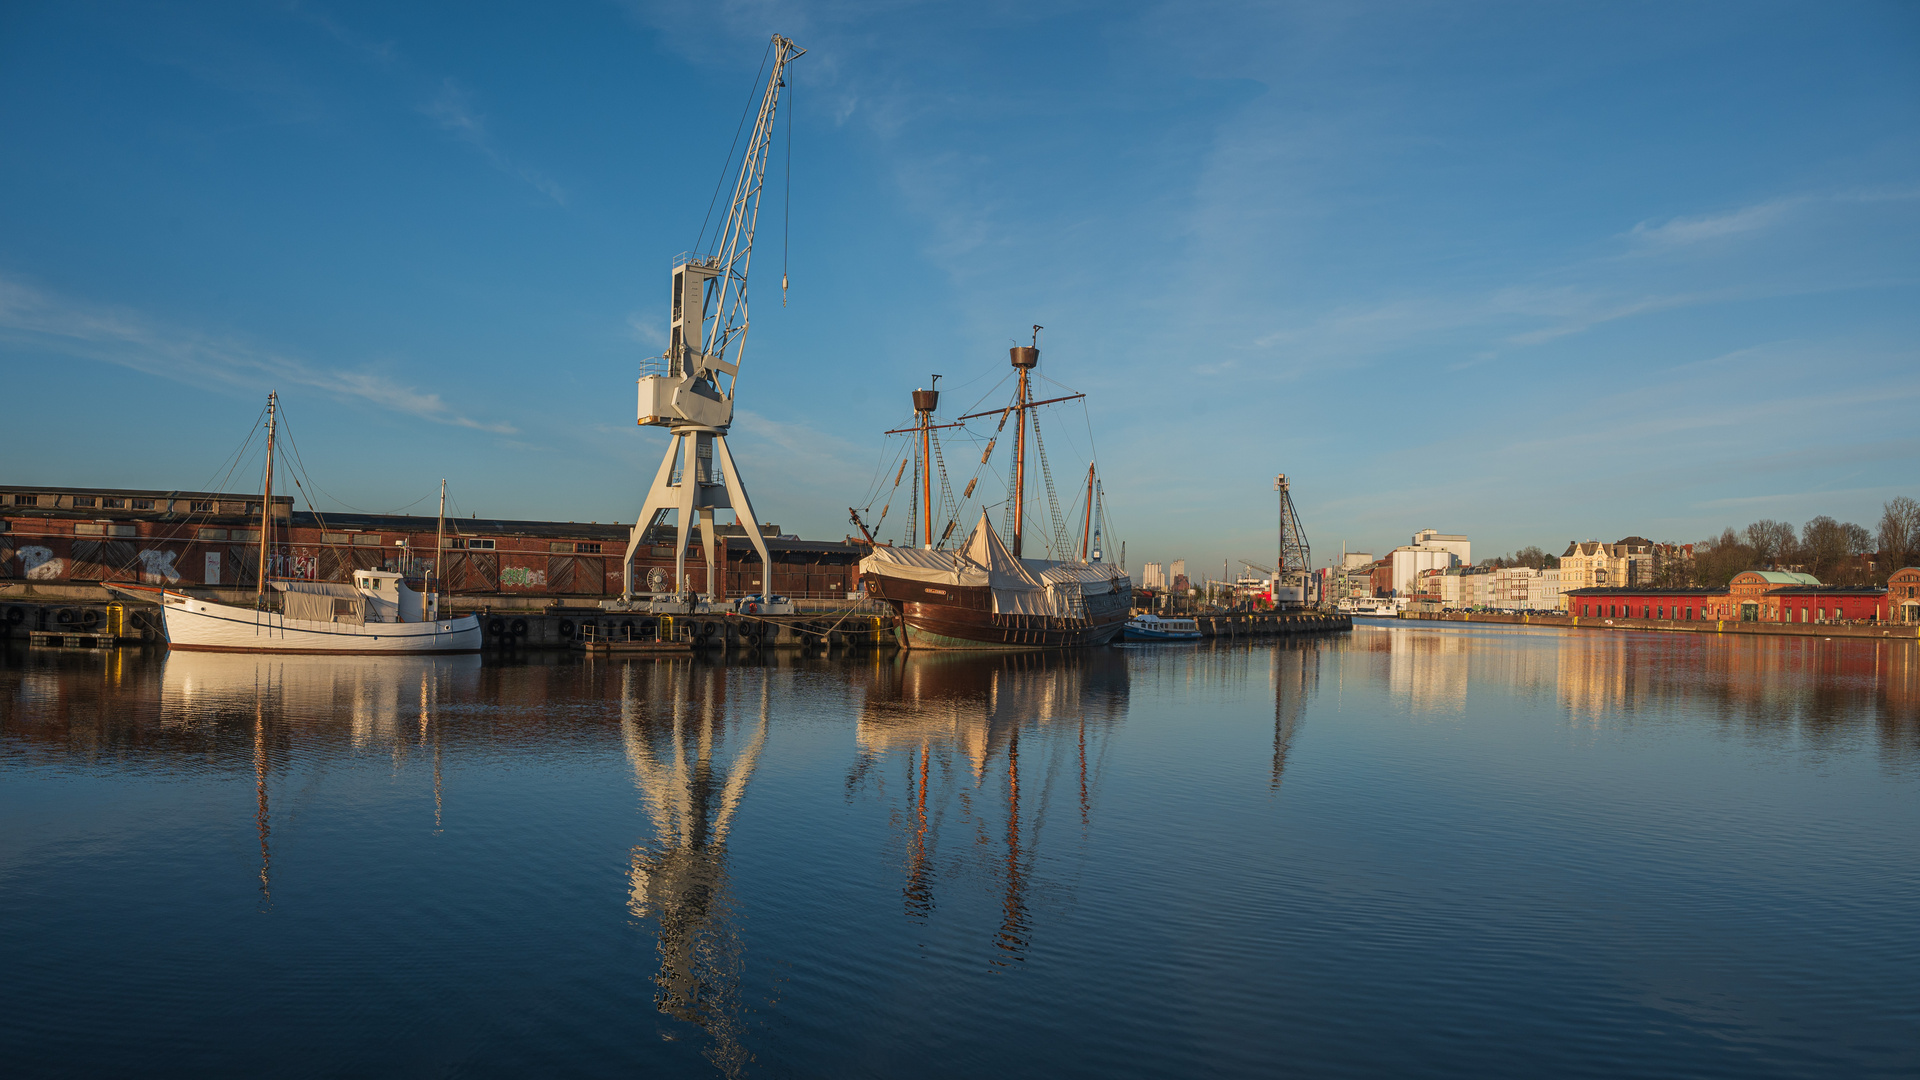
[1695,528,1755,589]
[1745,520,1796,568]
[1801,516,1851,582]
[1879,496,1920,581]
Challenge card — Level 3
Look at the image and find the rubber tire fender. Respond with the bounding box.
[510,618,529,637]
[81,609,101,628]
[4,605,23,624]
[558,619,576,638]
[56,608,77,625]
[487,617,506,636]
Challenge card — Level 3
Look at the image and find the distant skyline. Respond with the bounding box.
[4,2,1917,575]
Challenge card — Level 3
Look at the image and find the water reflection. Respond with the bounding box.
[1351,623,1920,764]
[1271,640,1321,790]
[617,658,766,1077]
[157,652,483,902]
[852,650,1129,963]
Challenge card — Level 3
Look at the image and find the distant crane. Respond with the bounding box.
[1275,473,1313,605]
[620,35,805,606]
[1240,559,1274,577]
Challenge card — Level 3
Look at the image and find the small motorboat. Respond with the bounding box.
[1120,614,1202,641]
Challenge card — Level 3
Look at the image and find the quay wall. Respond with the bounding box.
[1394,610,1919,642]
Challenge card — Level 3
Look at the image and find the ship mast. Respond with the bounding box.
[255,391,276,608]
[912,378,940,548]
[1079,463,1095,563]
[1010,326,1039,557]
[434,479,447,619]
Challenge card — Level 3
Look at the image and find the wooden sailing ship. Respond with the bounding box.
[857,333,1131,650]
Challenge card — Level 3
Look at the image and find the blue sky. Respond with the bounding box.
[3,1,1916,576]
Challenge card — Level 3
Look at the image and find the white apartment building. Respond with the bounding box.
[1141,562,1166,590]
[1490,566,1565,611]
[1388,529,1469,596]
[1412,529,1471,566]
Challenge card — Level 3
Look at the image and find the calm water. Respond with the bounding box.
[3,623,1917,1078]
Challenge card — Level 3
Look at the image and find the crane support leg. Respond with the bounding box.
[617,425,773,610]
[713,434,776,590]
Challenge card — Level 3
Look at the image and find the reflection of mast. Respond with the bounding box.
[994,726,1028,964]
[621,660,767,1075]
[904,742,933,917]
[253,670,271,904]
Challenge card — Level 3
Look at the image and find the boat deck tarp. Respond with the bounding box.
[273,580,365,624]
[862,513,1129,618]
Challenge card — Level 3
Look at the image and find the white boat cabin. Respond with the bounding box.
[353,570,438,622]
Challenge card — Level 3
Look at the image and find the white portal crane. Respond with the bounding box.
[619,35,804,608]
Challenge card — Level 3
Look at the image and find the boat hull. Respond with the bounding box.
[1120,626,1201,641]
[160,594,483,654]
[863,573,1127,651]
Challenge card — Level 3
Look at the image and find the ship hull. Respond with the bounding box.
[864,571,1127,651]
[160,593,483,654]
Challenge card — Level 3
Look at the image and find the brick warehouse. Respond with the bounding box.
[1563,568,1913,626]
[0,484,864,604]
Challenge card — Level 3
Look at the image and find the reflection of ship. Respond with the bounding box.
[619,659,766,1076]
[852,649,1130,961]
[858,332,1131,650]
[158,650,481,901]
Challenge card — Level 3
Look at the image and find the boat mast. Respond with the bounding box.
[256,391,276,608]
[913,378,940,548]
[435,479,447,619]
[1010,326,1040,557]
[1080,462,1095,563]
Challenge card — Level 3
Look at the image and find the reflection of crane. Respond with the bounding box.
[621,660,769,1077]
[620,36,805,607]
[1271,640,1321,791]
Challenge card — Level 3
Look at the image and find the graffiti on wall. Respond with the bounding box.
[289,547,319,580]
[500,567,547,589]
[20,546,62,580]
[138,549,181,584]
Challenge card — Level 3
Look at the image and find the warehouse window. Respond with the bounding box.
[131,499,154,510]
[13,494,37,507]
[352,534,383,546]
[189,500,212,512]
[73,496,96,508]
[102,497,124,509]
[454,538,495,549]
[198,528,228,540]
[321,533,349,544]
[576,542,601,554]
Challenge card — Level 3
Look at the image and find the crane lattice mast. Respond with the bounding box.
[620,35,804,607]
[1275,473,1312,602]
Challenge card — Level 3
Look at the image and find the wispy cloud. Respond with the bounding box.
[626,312,667,348]
[0,275,516,434]
[421,80,567,205]
[1629,198,1800,247]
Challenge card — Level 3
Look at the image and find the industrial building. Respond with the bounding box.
[0,484,865,604]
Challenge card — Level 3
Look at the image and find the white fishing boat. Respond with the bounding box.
[129,571,481,654]
[1120,613,1202,641]
[115,392,481,655]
